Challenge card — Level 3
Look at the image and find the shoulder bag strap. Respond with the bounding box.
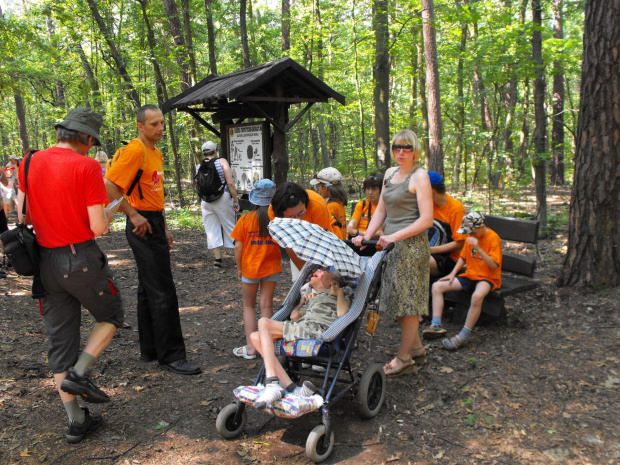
[21,150,37,218]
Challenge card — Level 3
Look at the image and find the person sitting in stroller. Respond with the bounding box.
[250,269,353,409]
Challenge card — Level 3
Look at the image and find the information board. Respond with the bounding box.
[228,122,269,194]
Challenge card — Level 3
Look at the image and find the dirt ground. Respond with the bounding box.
[1,189,619,465]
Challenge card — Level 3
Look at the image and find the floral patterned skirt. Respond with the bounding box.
[378,234,430,317]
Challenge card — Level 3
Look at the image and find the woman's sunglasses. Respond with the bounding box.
[392,144,414,152]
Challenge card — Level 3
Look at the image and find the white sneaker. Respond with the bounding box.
[294,381,317,398]
[254,382,284,410]
[301,363,326,373]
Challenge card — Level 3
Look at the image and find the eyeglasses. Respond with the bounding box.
[285,207,307,219]
[367,176,382,181]
[392,144,414,153]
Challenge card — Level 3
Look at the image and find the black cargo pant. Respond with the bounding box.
[126,211,186,364]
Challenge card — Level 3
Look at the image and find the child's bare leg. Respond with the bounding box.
[464,281,493,330]
[258,281,276,319]
[254,318,291,409]
[431,279,463,320]
[241,283,259,355]
[444,281,493,351]
[256,318,293,386]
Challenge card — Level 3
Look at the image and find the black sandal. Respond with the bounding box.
[213,259,223,269]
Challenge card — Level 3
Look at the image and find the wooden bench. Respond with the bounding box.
[444,214,540,323]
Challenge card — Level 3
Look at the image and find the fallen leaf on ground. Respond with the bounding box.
[20,448,33,457]
[440,367,454,373]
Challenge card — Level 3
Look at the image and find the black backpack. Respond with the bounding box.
[194,158,225,202]
[427,219,452,247]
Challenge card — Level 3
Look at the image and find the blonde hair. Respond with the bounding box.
[391,129,422,158]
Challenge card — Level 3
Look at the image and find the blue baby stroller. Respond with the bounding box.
[216,219,389,463]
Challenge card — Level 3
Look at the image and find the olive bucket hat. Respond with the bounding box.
[55,108,103,146]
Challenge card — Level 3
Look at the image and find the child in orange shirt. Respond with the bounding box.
[424,211,502,350]
[231,180,281,359]
[310,167,348,240]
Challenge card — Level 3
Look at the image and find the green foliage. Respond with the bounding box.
[467,357,479,369]
[0,0,583,201]
[164,208,203,231]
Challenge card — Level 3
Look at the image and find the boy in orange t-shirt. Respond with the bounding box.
[231,180,281,360]
[424,211,502,350]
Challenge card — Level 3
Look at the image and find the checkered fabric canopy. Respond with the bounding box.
[268,218,364,277]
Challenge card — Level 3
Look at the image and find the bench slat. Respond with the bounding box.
[484,215,540,244]
[493,275,538,298]
[502,252,536,277]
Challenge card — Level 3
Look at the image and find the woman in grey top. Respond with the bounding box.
[352,129,433,376]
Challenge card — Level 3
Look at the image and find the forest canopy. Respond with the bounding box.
[0,0,584,200]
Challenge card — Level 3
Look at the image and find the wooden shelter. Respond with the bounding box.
[161,57,345,184]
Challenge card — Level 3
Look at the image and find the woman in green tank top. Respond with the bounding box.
[352,129,434,376]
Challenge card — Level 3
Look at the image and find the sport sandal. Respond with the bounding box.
[443,334,466,351]
[422,324,447,340]
[384,355,415,377]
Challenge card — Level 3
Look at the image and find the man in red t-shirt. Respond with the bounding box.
[17,108,123,443]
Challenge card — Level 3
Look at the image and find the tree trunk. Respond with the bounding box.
[518,77,531,178]
[352,2,367,172]
[373,0,390,169]
[315,0,324,80]
[85,0,140,107]
[282,0,290,52]
[318,122,329,168]
[551,0,565,185]
[180,0,197,84]
[240,0,251,68]
[421,0,444,174]
[531,0,548,237]
[204,0,218,75]
[14,91,29,154]
[44,14,65,108]
[558,0,620,288]
[162,0,191,91]
[418,39,430,159]
[75,41,103,114]
[453,0,467,187]
[138,0,185,207]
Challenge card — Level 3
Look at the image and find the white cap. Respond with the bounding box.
[201,141,217,153]
[9,155,17,160]
[94,151,108,163]
[310,167,343,185]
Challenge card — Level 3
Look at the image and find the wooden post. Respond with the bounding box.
[272,79,289,184]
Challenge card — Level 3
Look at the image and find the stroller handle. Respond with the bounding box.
[343,239,395,252]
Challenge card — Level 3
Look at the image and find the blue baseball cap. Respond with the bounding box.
[428,171,443,186]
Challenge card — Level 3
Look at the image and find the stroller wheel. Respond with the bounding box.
[306,424,334,463]
[357,363,386,419]
[216,403,247,439]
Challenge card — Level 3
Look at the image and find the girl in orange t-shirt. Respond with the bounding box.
[230,180,281,360]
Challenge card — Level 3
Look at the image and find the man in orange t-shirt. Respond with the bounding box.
[268,181,333,281]
[425,211,502,351]
[428,171,467,276]
[105,104,201,376]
